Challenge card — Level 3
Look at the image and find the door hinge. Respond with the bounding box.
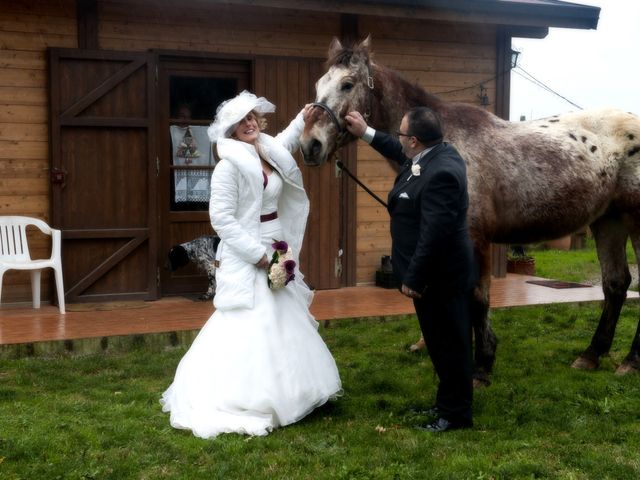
[334,248,343,278]
[157,267,160,287]
[155,64,158,84]
[156,156,160,176]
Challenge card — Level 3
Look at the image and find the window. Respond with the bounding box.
[169,76,237,211]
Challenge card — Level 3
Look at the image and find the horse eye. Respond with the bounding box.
[341,83,354,92]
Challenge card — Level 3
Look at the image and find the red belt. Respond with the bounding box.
[260,211,278,222]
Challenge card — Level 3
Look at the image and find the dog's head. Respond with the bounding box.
[166,245,190,271]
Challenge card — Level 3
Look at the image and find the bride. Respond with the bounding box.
[160,91,342,439]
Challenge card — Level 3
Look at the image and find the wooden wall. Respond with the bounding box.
[0,0,77,302]
[98,1,341,56]
[0,0,500,301]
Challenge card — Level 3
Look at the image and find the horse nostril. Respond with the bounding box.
[311,139,322,158]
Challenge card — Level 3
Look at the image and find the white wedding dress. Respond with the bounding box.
[161,171,342,439]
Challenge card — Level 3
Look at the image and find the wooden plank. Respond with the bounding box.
[100,19,335,47]
[100,1,341,33]
[102,37,328,58]
[357,220,390,233]
[0,86,47,106]
[100,22,333,56]
[0,105,47,124]
[0,0,76,17]
[0,123,48,141]
[357,237,391,251]
[0,68,47,88]
[0,140,48,160]
[0,15,77,36]
[376,53,495,74]
[403,71,497,90]
[0,50,46,69]
[0,31,76,50]
[358,205,390,222]
[0,158,49,177]
[0,194,49,217]
[359,16,497,45]
[352,178,394,192]
[372,38,496,60]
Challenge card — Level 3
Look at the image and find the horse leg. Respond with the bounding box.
[616,220,640,375]
[572,216,631,370]
[471,244,496,387]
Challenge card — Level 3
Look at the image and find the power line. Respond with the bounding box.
[513,66,583,110]
[435,68,509,96]
[435,63,584,113]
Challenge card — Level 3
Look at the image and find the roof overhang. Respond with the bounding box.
[354,0,600,30]
[210,0,600,37]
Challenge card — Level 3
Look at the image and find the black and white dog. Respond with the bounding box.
[167,235,220,300]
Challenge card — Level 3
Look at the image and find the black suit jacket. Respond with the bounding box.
[370,131,477,293]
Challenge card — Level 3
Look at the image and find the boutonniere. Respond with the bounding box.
[411,164,421,176]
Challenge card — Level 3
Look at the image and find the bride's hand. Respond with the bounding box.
[255,254,270,270]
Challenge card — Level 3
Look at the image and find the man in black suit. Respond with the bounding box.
[346,107,477,432]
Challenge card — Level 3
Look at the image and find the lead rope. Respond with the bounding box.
[336,160,387,208]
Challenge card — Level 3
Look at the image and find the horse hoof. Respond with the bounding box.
[571,356,598,370]
[408,337,426,352]
[615,362,639,376]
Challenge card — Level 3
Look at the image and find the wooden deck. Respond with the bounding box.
[1,273,638,346]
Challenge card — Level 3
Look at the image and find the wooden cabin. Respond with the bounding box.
[0,0,599,305]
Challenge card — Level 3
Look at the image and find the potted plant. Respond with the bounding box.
[506,246,536,275]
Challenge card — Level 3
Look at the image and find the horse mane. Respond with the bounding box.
[326,46,356,68]
[325,39,373,70]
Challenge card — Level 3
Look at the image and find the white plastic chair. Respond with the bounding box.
[0,216,65,314]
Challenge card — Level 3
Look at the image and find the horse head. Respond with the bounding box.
[300,36,375,166]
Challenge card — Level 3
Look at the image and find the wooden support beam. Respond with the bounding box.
[340,13,359,45]
[76,0,99,50]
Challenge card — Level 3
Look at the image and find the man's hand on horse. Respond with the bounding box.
[402,284,422,299]
[345,111,368,137]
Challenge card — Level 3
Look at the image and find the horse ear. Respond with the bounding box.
[328,37,344,59]
[353,35,372,63]
[358,35,372,52]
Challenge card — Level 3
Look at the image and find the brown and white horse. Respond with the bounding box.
[300,37,640,385]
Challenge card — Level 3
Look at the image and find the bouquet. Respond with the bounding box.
[267,240,296,290]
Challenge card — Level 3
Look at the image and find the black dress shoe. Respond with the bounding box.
[414,417,472,433]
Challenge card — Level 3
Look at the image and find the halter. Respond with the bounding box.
[311,102,344,134]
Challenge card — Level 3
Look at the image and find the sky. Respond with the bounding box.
[509,0,640,121]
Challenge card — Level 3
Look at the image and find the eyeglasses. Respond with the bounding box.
[396,131,414,138]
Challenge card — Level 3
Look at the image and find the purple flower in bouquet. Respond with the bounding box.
[271,240,288,253]
[283,259,296,285]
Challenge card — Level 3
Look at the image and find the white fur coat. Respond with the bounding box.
[210,112,311,310]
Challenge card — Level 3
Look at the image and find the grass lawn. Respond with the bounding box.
[528,237,637,289]
[1,243,639,479]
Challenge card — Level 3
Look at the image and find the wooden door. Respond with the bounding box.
[157,57,250,296]
[49,49,157,303]
[254,57,345,290]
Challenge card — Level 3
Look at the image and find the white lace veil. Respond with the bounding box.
[207,90,275,143]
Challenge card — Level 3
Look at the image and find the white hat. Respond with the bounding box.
[207,90,275,143]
